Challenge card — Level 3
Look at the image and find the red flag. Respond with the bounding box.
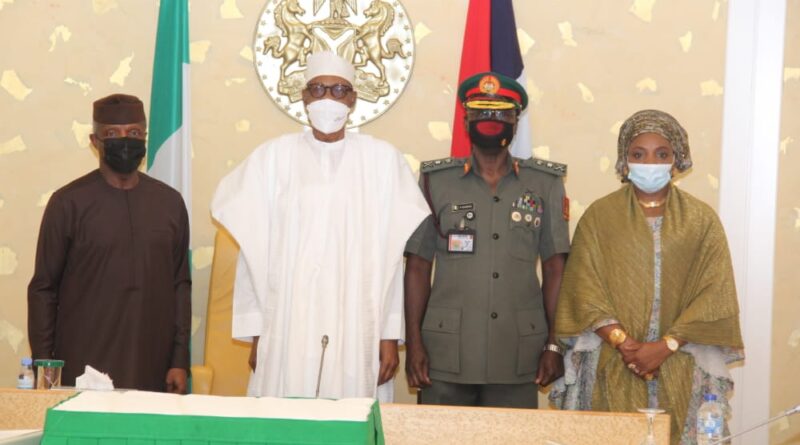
[450,0,531,159]
[450,0,491,158]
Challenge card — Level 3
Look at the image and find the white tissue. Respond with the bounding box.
[74,365,115,390]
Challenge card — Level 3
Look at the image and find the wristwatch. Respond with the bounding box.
[608,328,627,348]
[663,335,680,352]
[543,343,565,356]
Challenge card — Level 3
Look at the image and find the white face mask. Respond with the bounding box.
[627,163,673,193]
[306,99,350,134]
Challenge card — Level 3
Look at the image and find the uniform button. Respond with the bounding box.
[492,233,499,240]
[491,312,498,319]
[492,272,499,279]
[493,196,500,202]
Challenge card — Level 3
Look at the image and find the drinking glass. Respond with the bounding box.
[637,408,666,445]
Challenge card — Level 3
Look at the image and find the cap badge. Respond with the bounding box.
[479,75,500,94]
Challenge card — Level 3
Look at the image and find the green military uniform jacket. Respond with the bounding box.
[405,154,570,384]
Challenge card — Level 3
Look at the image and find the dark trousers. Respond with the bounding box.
[418,379,539,408]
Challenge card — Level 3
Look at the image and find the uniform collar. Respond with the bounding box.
[461,152,519,177]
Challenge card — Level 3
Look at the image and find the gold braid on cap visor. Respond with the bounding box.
[464,99,518,110]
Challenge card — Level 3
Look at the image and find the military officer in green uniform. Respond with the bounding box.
[404,72,570,408]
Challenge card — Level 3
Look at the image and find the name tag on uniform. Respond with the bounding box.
[447,229,476,254]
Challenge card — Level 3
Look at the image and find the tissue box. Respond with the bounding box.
[41,391,384,445]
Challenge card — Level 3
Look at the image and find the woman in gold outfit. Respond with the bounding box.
[551,109,744,444]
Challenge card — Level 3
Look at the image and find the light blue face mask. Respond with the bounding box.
[627,163,672,193]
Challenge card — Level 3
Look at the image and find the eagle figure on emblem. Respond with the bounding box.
[314,0,357,19]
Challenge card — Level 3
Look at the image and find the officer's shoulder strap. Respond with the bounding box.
[518,157,567,176]
[420,157,467,174]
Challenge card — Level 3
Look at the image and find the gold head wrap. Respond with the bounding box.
[615,109,692,178]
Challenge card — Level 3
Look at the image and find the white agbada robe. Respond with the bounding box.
[211,132,429,400]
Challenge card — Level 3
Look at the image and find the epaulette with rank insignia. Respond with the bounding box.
[519,157,567,176]
[420,157,466,173]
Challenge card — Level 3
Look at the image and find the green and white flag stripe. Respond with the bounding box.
[148,0,191,217]
[147,1,193,388]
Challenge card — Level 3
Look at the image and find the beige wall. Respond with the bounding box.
[772,0,800,444]
[0,0,789,427]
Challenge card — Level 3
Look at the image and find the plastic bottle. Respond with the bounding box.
[17,357,35,389]
[697,393,724,445]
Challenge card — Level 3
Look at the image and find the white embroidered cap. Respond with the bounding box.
[304,51,355,85]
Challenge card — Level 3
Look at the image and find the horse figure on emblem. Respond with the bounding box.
[262,0,313,78]
[355,0,407,87]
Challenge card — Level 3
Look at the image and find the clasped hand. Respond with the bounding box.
[617,338,671,379]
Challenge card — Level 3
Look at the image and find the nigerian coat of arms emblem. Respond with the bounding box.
[253,0,415,128]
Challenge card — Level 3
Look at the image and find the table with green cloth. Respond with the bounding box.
[41,391,383,445]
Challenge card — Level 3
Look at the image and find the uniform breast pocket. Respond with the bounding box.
[508,213,540,262]
[508,192,544,262]
[421,307,461,374]
[436,205,473,259]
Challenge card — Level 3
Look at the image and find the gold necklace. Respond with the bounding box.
[638,198,667,208]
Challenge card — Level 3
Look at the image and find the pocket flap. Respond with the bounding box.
[516,310,546,336]
[422,307,461,334]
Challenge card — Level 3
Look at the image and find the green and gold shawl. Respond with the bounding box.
[555,184,743,441]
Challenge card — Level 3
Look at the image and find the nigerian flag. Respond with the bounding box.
[147,0,192,389]
[148,0,191,215]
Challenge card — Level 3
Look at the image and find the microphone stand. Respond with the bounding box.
[709,404,800,445]
[315,335,329,398]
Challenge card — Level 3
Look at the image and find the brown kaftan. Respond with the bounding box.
[28,170,191,391]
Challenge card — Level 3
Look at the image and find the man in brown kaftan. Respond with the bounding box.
[28,94,191,393]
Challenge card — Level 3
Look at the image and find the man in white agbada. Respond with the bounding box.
[211,51,429,401]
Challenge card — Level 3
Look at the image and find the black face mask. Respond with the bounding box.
[468,120,515,153]
[101,137,146,174]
